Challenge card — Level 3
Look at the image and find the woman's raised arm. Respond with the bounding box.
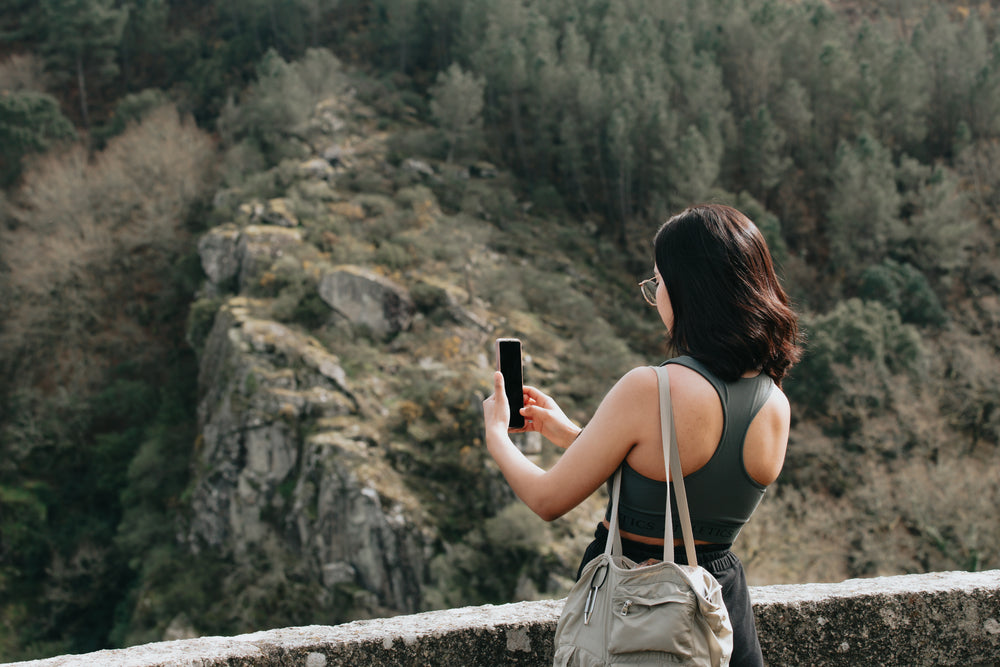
[482,366,657,521]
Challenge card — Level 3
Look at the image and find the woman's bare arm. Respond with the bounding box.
[482,367,658,521]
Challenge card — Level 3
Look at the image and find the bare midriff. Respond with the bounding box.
[601,518,716,546]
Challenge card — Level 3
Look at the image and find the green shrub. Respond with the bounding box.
[460,182,519,224]
[410,280,451,317]
[91,89,170,148]
[386,128,449,163]
[0,90,76,186]
[394,185,439,210]
[186,297,224,355]
[217,48,348,166]
[858,259,947,327]
[937,332,1000,450]
[373,240,415,270]
[786,298,926,417]
[340,168,393,195]
[407,212,484,266]
[476,265,526,312]
[289,292,330,329]
[424,502,552,609]
[529,184,567,216]
[219,140,269,189]
[521,267,589,325]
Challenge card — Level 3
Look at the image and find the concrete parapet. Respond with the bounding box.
[7,570,999,666]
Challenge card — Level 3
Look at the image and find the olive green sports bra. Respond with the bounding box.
[603,356,776,544]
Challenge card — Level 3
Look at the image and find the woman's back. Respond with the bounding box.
[610,358,790,546]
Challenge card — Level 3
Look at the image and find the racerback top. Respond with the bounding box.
[602,355,776,544]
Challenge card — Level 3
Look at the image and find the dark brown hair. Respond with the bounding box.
[654,204,801,385]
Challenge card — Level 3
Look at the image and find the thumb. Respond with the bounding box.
[494,371,505,396]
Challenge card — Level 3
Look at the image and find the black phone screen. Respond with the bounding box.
[497,339,525,429]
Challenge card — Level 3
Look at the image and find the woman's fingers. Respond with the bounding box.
[483,372,509,428]
[487,372,537,434]
[493,382,570,440]
[521,386,544,408]
[521,402,553,431]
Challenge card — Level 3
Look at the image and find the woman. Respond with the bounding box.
[482,204,801,666]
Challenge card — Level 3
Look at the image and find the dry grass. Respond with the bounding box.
[848,453,1000,575]
[740,484,853,585]
[0,53,48,92]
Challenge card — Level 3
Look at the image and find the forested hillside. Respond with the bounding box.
[2,0,1000,660]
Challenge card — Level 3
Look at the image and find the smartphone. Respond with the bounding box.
[495,338,525,429]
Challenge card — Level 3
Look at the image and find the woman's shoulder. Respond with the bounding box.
[614,365,659,397]
[618,363,716,402]
[763,381,791,422]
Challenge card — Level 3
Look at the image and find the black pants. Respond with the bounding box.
[577,523,764,667]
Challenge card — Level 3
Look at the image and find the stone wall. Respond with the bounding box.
[9,569,999,667]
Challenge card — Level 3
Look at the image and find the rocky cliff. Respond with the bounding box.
[188,296,426,617]
[178,91,628,634]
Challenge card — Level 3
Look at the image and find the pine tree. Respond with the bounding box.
[0,0,43,41]
[826,133,901,280]
[740,104,792,200]
[894,156,970,277]
[429,63,485,163]
[374,0,419,72]
[118,0,168,91]
[0,91,76,185]
[912,6,991,156]
[852,20,929,153]
[469,0,534,174]
[39,0,127,128]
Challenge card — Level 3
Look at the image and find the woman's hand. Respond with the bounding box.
[482,371,512,441]
[483,374,581,448]
[518,385,581,448]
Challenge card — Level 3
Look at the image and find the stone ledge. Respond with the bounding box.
[7,570,998,667]
[753,569,1000,666]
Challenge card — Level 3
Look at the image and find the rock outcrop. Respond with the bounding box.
[183,94,439,623]
[317,266,415,340]
[197,224,307,295]
[178,88,610,639]
[187,297,430,618]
